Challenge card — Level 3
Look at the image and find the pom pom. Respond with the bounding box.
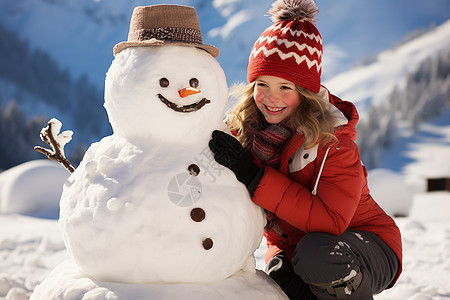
[268,0,319,24]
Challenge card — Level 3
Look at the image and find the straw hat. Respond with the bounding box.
[113,5,219,57]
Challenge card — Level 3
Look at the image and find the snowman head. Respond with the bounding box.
[104,45,228,145]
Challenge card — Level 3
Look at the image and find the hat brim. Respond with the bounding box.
[113,39,219,58]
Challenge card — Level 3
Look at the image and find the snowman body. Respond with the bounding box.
[59,46,266,284]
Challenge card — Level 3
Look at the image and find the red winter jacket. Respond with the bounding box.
[250,87,402,287]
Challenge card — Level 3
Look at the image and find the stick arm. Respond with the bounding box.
[34,118,75,173]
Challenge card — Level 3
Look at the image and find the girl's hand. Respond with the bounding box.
[209,130,262,194]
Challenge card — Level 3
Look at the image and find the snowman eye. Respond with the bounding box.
[189,78,199,88]
[159,78,169,88]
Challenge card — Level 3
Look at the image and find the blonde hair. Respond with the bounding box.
[226,82,338,149]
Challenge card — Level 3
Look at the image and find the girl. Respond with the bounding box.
[209,0,402,299]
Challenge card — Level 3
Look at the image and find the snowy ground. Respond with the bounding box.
[375,192,450,300]
[373,109,450,300]
[1,108,450,299]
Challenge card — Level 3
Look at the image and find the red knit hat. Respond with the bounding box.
[247,0,323,93]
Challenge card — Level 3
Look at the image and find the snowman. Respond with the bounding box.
[31,4,288,300]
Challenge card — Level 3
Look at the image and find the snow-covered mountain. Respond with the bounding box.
[322,20,450,168]
[1,0,449,87]
[324,20,450,114]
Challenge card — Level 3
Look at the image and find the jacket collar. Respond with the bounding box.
[320,85,360,142]
[279,133,304,174]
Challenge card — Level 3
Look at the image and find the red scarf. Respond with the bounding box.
[252,119,293,236]
[252,119,293,168]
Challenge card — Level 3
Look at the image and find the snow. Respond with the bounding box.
[104,46,228,145]
[373,108,450,300]
[12,40,287,299]
[324,20,450,113]
[0,160,69,219]
[377,193,450,300]
[57,44,267,286]
[0,214,67,299]
[56,135,265,284]
[0,3,449,298]
[1,108,449,299]
[30,261,286,300]
[43,118,73,157]
[367,169,413,217]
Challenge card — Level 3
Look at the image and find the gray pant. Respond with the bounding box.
[266,230,399,300]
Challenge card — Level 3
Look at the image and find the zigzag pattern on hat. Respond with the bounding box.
[250,45,322,71]
[271,22,322,44]
[252,36,322,58]
[247,8,323,92]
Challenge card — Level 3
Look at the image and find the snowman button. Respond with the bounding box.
[188,164,200,176]
[191,208,206,222]
[202,238,213,250]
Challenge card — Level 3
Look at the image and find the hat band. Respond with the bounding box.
[129,28,203,44]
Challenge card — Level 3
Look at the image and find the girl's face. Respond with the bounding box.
[253,75,301,124]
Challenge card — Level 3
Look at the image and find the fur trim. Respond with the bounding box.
[268,0,319,24]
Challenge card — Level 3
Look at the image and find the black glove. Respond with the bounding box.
[209,130,263,194]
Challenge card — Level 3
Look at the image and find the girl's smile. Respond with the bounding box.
[254,75,301,124]
[264,105,286,113]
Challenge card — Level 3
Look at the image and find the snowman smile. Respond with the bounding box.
[157,94,211,113]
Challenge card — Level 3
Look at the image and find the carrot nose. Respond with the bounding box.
[179,87,201,98]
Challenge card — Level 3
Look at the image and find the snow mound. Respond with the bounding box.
[0,160,69,218]
[31,259,288,300]
[367,168,413,217]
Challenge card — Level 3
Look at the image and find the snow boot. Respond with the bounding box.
[266,251,317,300]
